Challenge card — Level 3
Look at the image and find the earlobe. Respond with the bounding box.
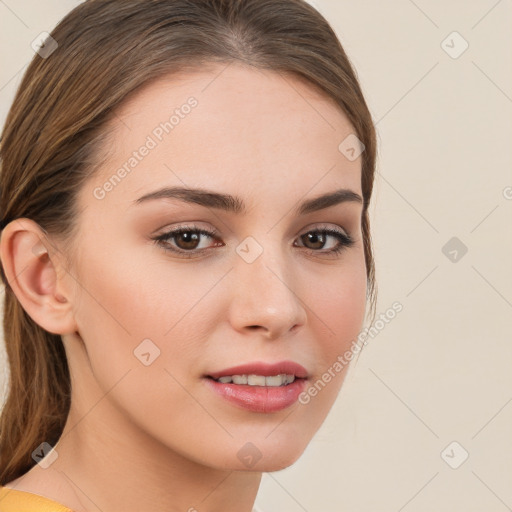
[0,218,78,335]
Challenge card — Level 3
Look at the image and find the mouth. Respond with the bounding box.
[205,374,304,387]
[204,360,309,385]
[202,361,309,413]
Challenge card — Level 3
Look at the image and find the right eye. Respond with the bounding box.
[153,225,223,257]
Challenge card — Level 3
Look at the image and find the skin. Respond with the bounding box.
[1,62,367,512]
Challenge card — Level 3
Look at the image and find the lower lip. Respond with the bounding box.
[204,377,307,413]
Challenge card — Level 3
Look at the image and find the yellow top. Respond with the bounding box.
[0,484,263,511]
[0,485,73,512]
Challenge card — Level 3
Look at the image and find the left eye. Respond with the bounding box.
[294,228,353,252]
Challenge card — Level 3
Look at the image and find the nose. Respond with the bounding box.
[227,246,307,340]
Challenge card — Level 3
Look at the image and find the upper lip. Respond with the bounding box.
[207,361,309,380]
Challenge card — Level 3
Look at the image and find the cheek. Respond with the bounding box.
[328,274,366,341]
[304,256,367,362]
[71,243,153,375]
[72,243,225,377]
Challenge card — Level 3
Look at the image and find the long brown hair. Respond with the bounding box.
[0,0,377,484]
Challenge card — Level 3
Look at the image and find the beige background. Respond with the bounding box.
[1,0,511,510]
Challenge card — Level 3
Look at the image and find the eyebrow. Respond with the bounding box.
[133,186,363,215]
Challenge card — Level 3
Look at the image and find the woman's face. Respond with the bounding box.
[66,62,367,471]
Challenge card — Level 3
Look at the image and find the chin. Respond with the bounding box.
[234,438,309,472]
[189,434,309,473]
[256,454,303,472]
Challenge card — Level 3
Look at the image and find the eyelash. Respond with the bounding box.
[153,223,355,259]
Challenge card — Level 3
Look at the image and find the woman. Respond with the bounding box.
[0,0,377,510]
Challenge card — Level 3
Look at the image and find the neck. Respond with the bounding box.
[31,333,262,512]
[48,388,261,512]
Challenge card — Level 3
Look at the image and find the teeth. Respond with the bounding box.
[233,375,248,385]
[247,375,266,386]
[215,374,296,386]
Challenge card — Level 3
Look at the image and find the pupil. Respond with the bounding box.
[178,232,199,250]
[304,232,324,249]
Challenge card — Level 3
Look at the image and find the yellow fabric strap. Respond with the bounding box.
[0,485,73,512]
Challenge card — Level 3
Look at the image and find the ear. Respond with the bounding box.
[0,218,78,335]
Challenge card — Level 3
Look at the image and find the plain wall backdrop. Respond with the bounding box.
[1,1,511,510]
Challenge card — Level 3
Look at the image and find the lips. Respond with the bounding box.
[206,360,309,380]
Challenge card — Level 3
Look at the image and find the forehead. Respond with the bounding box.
[85,63,362,210]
